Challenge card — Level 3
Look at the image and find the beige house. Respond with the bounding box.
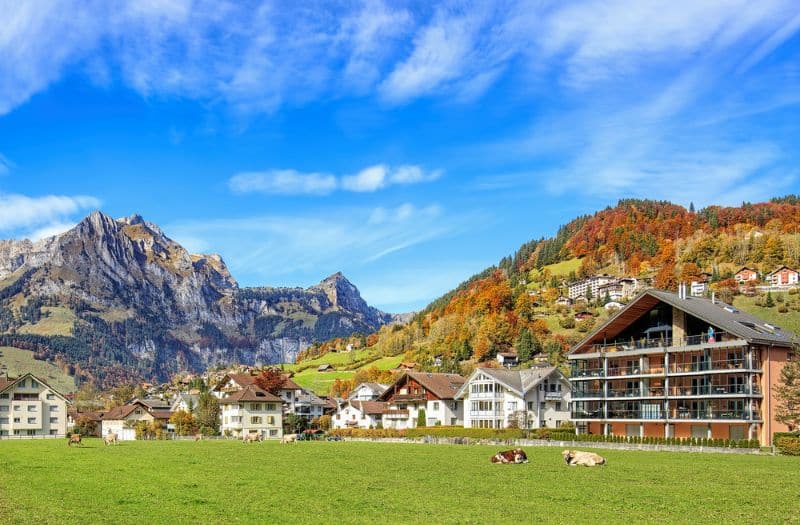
[219,384,283,439]
[0,373,70,438]
[101,400,172,440]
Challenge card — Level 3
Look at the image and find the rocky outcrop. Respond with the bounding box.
[0,212,400,386]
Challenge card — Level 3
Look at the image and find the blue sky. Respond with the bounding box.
[1,1,800,312]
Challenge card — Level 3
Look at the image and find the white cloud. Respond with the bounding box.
[0,193,100,238]
[341,165,387,192]
[229,170,337,196]
[230,164,443,196]
[27,221,78,241]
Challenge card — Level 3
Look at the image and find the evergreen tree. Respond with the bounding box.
[774,359,800,430]
[689,202,695,213]
[515,328,535,362]
[766,291,775,308]
[195,391,220,435]
[417,408,427,428]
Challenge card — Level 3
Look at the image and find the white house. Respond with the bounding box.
[348,382,388,401]
[0,373,70,438]
[332,400,388,429]
[219,384,283,439]
[766,266,799,287]
[378,372,465,429]
[456,366,572,429]
[100,400,172,440]
[213,372,321,421]
[170,392,199,413]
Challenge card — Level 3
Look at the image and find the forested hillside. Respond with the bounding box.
[296,197,800,384]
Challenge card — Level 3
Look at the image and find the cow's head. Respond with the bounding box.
[562,450,574,464]
[513,448,528,464]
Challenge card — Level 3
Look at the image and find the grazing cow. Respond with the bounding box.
[281,433,298,444]
[242,433,262,444]
[490,448,528,464]
[194,433,202,442]
[562,449,606,467]
[103,433,118,446]
[67,434,82,447]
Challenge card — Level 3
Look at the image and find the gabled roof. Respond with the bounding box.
[218,384,282,404]
[735,266,757,273]
[214,372,302,393]
[349,400,389,415]
[569,289,796,355]
[767,265,797,276]
[380,372,466,401]
[0,372,71,403]
[456,366,563,398]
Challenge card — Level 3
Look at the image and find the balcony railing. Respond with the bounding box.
[588,331,741,354]
[670,384,760,396]
[570,367,604,378]
[607,387,666,398]
[572,390,604,399]
[669,357,760,373]
[393,394,427,402]
[468,391,504,399]
[671,409,759,420]
[544,392,564,400]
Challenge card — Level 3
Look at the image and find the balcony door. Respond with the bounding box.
[691,376,708,395]
[691,354,708,372]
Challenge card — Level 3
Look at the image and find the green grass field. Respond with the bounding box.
[0,440,796,524]
[0,346,76,393]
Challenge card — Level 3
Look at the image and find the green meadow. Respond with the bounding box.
[0,440,797,524]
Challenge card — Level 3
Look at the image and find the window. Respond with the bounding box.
[27,429,36,436]
[555,402,562,411]
[268,416,275,425]
[49,406,58,412]
[266,403,276,411]
[50,417,58,424]
[13,405,20,411]
[269,429,278,437]
[527,401,534,411]
[49,429,58,436]
[250,416,262,424]
[13,417,20,423]
[0,405,7,412]
[251,403,261,411]
[432,401,439,411]
[0,394,8,399]
[508,401,517,411]
[46,393,54,400]
[28,406,37,412]
[27,417,36,424]
[134,409,142,415]
[0,417,8,424]
[540,402,546,410]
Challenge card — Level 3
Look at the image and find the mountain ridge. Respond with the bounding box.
[0,211,401,387]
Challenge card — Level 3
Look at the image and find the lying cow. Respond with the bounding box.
[194,433,203,442]
[490,448,528,464]
[67,434,82,447]
[281,433,298,444]
[242,433,262,444]
[103,433,118,446]
[562,449,606,467]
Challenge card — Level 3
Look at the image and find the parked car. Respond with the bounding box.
[326,434,343,442]
[297,429,326,441]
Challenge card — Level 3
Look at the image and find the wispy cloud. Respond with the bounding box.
[229,164,442,196]
[0,193,100,239]
[229,170,337,196]
[167,202,465,281]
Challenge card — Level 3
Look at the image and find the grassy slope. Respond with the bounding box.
[0,440,797,524]
[734,293,800,335]
[0,346,76,393]
[17,306,77,337]
[527,257,582,282]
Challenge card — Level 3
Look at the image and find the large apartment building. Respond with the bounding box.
[0,373,70,438]
[568,288,796,445]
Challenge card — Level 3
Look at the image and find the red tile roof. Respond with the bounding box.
[350,400,389,415]
[218,384,282,404]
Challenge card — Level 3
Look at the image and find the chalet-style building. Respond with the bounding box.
[332,400,388,429]
[66,409,104,437]
[348,382,389,401]
[456,366,572,429]
[496,352,519,367]
[0,373,70,438]
[170,392,200,413]
[568,288,796,445]
[219,384,283,439]
[734,267,759,283]
[213,373,325,422]
[378,372,465,429]
[101,400,172,440]
[766,266,798,287]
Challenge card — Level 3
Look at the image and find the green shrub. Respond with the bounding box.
[775,437,800,456]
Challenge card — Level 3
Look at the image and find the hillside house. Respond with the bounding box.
[690,280,708,297]
[213,373,323,421]
[734,267,759,283]
[219,384,283,439]
[456,366,572,429]
[568,288,797,445]
[766,266,798,287]
[170,392,199,413]
[0,373,70,438]
[348,382,389,401]
[101,400,172,440]
[67,409,104,437]
[332,400,388,429]
[497,353,519,367]
[378,372,465,429]
[317,364,334,372]
[568,274,616,300]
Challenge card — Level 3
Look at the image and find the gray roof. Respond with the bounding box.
[460,366,562,397]
[646,290,795,346]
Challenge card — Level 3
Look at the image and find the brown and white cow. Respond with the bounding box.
[562,449,606,467]
[242,433,262,444]
[103,433,118,446]
[490,448,528,464]
[67,434,82,447]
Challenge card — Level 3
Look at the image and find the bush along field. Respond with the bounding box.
[0,439,798,524]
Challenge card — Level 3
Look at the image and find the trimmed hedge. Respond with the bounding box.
[773,431,800,443]
[329,427,525,440]
[775,437,800,456]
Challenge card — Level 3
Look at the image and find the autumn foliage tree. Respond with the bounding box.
[255,367,287,394]
[774,358,800,430]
